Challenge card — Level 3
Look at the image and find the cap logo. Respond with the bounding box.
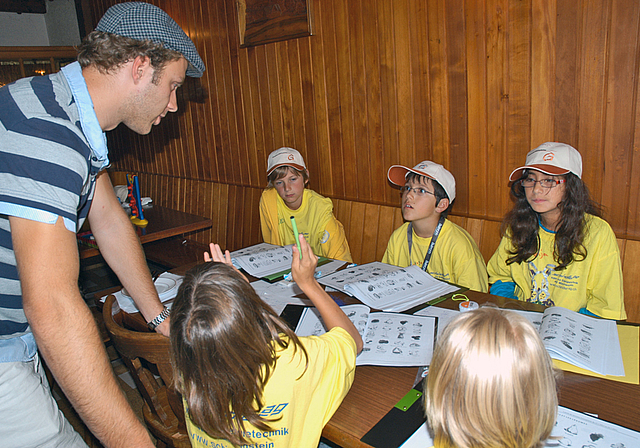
[418,164,427,169]
[287,154,294,161]
[542,152,554,161]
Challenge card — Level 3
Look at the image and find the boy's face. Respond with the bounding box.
[274,167,307,210]
[401,177,443,224]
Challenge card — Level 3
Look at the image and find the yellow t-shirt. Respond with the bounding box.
[487,215,626,320]
[382,220,488,292]
[184,327,357,448]
[259,188,353,262]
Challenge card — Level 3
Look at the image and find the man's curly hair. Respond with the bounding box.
[77,31,183,83]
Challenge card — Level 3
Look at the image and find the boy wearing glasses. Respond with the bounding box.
[382,161,488,292]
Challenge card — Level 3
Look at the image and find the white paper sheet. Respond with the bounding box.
[231,243,295,278]
[414,306,460,339]
[538,307,624,376]
[249,280,312,315]
[295,304,437,367]
[335,264,459,312]
[399,406,640,448]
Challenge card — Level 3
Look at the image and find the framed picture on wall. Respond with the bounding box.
[236,0,313,47]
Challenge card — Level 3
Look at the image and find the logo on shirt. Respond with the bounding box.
[320,230,330,244]
[259,403,288,417]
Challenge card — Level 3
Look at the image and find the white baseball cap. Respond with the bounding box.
[509,142,583,181]
[267,147,307,175]
[387,161,456,202]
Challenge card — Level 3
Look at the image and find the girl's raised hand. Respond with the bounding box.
[204,243,232,265]
[204,243,249,282]
[291,233,318,288]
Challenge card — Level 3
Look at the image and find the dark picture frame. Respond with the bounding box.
[237,0,313,47]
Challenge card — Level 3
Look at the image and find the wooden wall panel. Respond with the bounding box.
[87,0,640,245]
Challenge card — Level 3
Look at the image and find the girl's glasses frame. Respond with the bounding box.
[520,178,566,190]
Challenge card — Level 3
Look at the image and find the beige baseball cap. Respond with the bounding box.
[387,160,456,201]
[267,147,307,175]
[509,142,583,180]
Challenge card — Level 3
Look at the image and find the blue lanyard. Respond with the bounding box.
[407,215,445,271]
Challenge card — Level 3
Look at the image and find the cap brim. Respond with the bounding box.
[509,164,570,181]
[388,165,437,186]
[267,163,306,176]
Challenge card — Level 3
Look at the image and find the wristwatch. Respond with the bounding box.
[148,307,170,331]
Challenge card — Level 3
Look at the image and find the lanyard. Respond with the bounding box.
[407,215,445,271]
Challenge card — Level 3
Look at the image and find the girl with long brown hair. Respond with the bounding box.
[487,142,626,320]
[170,235,362,448]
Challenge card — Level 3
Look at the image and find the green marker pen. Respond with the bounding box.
[290,216,302,259]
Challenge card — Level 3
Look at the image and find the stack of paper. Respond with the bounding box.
[295,304,438,367]
[317,262,400,292]
[399,406,640,447]
[319,263,459,312]
[231,243,295,278]
[537,307,624,376]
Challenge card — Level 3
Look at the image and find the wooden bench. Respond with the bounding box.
[107,169,637,323]
[333,199,638,323]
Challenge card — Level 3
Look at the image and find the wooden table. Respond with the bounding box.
[79,205,212,259]
[323,289,640,447]
[105,268,640,447]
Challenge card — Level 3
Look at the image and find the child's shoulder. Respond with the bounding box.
[304,189,334,207]
[583,214,616,240]
[442,218,482,248]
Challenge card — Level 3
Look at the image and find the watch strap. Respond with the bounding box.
[147,307,170,331]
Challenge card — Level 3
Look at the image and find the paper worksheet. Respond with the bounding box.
[413,306,460,338]
[249,280,312,315]
[399,406,640,447]
[319,263,458,312]
[231,243,294,278]
[295,304,437,366]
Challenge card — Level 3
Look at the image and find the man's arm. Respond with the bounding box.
[88,172,169,335]
[10,215,154,448]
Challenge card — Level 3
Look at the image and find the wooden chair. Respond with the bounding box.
[103,295,190,448]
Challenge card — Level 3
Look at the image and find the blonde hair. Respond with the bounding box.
[425,307,558,448]
[267,165,309,188]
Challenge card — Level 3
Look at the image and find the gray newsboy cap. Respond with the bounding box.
[96,2,205,77]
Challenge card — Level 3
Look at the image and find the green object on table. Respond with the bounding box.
[263,257,331,282]
[290,216,302,259]
[394,387,423,411]
[423,295,449,308]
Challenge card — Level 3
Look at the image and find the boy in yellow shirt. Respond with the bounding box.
[259,147,353,262]
[382,161,488,292]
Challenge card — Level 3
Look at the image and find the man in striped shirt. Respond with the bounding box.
[0,3,204,447]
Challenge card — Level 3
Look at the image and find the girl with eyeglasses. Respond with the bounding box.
[487,142,626,320]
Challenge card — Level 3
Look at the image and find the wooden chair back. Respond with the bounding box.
[103,295,190,448]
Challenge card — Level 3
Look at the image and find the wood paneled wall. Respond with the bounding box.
[90,0,640,243]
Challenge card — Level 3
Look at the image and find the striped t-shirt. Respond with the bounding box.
[0,68,104,342]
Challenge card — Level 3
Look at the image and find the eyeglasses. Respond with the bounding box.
[401,185,436,197]
[520,178,566,190]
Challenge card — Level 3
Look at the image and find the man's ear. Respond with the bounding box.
[435,198,450,213]
[304,169,310,186]
[131,55,151,84]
